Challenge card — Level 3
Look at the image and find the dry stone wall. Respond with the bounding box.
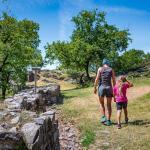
[0,85,61,150]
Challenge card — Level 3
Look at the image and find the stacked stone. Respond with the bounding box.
[0,111,60,150]
[0,125,27,150]
[0,85,61,150]
[21,93,43,112]
[21,111,60,150]
[4,85,61,113]
[4,92,44,112]
[37,85,61,105]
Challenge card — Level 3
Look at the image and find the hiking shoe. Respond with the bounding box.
[100,116,107,123]
[117,124,121,129]
[105,120,112,126]
[125,118,128,124]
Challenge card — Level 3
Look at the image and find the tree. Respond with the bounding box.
[45,9,131,79]
[119,49,145,73]
[0,13,42,99]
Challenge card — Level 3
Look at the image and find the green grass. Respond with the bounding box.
[130,77,150,86]
[62,86,92,100]
[59,78,150,149]
[81,129,95,147]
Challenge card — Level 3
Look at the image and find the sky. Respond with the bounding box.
[0,0,150,69]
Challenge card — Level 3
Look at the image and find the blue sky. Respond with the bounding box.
[0,0,150,69]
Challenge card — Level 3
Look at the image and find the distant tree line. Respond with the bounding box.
[45,9,149,82]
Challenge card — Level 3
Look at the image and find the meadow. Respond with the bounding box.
[59,78,150,149]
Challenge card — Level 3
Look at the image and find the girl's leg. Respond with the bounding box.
[123,107,128,123]
[117,110,122,125]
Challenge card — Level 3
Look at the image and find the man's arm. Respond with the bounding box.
[94,67,102,94]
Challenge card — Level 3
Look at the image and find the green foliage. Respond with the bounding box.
[0,13,42,99]
[119,49,145,73]
[45,9,131,78]
[45,41,71,68]
[81,129,95,148]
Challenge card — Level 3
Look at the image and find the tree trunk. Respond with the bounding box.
[1,70,9,100]
[79,73,84,85]
[85,61,90,79]
[2,85,6,100]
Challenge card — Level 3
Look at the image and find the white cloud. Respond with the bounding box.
[100,6,150,15]
[59,7,72,40]
[58,0,95,40]
[58,0,150,41]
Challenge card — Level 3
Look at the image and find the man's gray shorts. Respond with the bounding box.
[98,85,113,97]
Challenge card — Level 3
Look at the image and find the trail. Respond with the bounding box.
[127,86,150,100]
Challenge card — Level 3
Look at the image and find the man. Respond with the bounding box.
[94,59,116,125]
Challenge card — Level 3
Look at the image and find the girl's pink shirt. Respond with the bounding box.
[113,83,129,102]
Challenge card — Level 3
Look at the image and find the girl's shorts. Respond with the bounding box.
[116,102,127,110]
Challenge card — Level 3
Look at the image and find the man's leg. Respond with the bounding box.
[99,97,105,116]
[106,97,112,121]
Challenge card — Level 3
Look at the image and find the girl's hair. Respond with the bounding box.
[117,76,126,96]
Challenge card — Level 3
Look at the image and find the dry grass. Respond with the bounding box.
[26,73,77,90]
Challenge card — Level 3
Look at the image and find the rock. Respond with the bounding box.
[9,127,17,132]
[0,131,27,150]
[21,123,40,145]
[65,127,70,131]
[10,116,20,125]
[68,132,75,138]
[100,130,110,134]
[102,142,110,146]
[34,117,45,125]
[0,125,6,132]
[1,123,11,129]
[41,110,55,116]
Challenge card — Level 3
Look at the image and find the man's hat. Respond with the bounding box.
[102,58,110,66]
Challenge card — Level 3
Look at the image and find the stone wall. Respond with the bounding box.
[0,85,61,150]
[4,84,61,113]
[37,85,61,105]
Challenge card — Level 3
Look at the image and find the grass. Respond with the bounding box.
[59,78,150,149]
[130,77,150,86]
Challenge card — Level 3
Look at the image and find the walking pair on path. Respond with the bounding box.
[94,59,133,129]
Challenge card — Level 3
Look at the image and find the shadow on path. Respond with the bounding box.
[128,119,150,126]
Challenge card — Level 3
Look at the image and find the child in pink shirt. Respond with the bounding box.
[113,76,133,129]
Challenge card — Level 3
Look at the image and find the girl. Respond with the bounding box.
[113,76,133,129]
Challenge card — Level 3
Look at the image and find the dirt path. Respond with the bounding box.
[127,86,150,100]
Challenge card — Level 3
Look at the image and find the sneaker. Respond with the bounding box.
[105,120,112,126]
[125,118,128,124]
[100,116,107,123]
[117,124,121,129]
